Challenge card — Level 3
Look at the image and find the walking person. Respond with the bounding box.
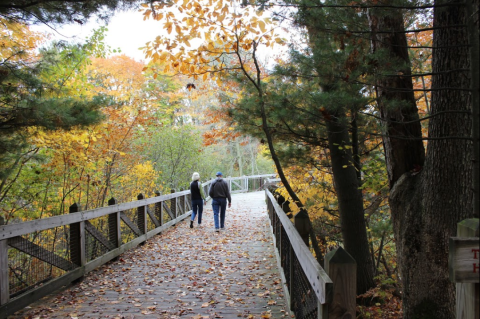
[190,172,206,228]
[209,172,231,232]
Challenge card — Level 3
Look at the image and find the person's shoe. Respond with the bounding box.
[190,221,194,228]
[215,228,220,232]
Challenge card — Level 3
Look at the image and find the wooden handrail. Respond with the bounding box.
[266,188,357,318]
[266,189,332,304]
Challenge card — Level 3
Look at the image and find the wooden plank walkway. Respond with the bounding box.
[9,192,292,319]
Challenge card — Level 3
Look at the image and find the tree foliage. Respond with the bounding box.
[0,0,138,25]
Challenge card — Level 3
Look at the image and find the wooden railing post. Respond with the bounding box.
[294,209,311,247]
[323,247,356,319]
[69,203,85,268]
[171,189,177,219]
[0,216,9,306]
[108,198,121,248]
[449,218,479,319]
[155,191,163,226]
[137,194,147,236]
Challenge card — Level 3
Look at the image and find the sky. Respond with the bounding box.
[36,9,161,62]
[33,6,286,67]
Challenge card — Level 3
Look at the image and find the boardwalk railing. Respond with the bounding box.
[266,189,357,319]
[0,174,275,319]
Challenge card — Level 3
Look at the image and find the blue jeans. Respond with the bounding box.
[212,197,227,229]
[191,199,204,224]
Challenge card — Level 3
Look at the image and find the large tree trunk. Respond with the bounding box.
[299,1,376,293]
[326,111,375,294]
[368,7,426,187]
[371,0,476,317]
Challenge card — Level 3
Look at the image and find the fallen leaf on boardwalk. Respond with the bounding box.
[201,302,210,308]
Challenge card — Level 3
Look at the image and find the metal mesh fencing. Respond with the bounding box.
[281,226,292,291]
[266,192,324,319]
[8,227,71,298]
[121,208,138,244]
[291,254,319,319]
[85,216,110,262]
[146,203,157,232]
[162,200,174,223]
[275,215,281,249]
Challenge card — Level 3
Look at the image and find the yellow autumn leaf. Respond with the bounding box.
[166,22,173,34]
[258,20,266,33]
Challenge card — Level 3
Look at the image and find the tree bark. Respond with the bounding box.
[326,111,375,294]
[370,0,477,317]
[368,6,426,187]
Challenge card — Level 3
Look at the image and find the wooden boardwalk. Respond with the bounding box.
[9,192,291,319]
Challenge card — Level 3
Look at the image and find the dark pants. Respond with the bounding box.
[212,197,227,229]
[191,199,204,224]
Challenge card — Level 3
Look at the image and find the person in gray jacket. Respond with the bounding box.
[208,172,231,231]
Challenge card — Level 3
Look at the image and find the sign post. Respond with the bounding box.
[449,218,479,319]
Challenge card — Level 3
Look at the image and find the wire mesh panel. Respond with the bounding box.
[85,216,111,262]
[275,215,281,249]
[8,227,72,298]
[162,200,174,223]
[146,203,157,232]
[291,254,318,319]
[281,226,292,290]
[178,195,186,216]
[120,208,139,244]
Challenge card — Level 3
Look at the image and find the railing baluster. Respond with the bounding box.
[0,216,8,306]
[171,189,177,219]
[155,191,163,226]
[69,203,85,268]
[137,194,147,242]
[294,209,311,248]
[108,198,120,249]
